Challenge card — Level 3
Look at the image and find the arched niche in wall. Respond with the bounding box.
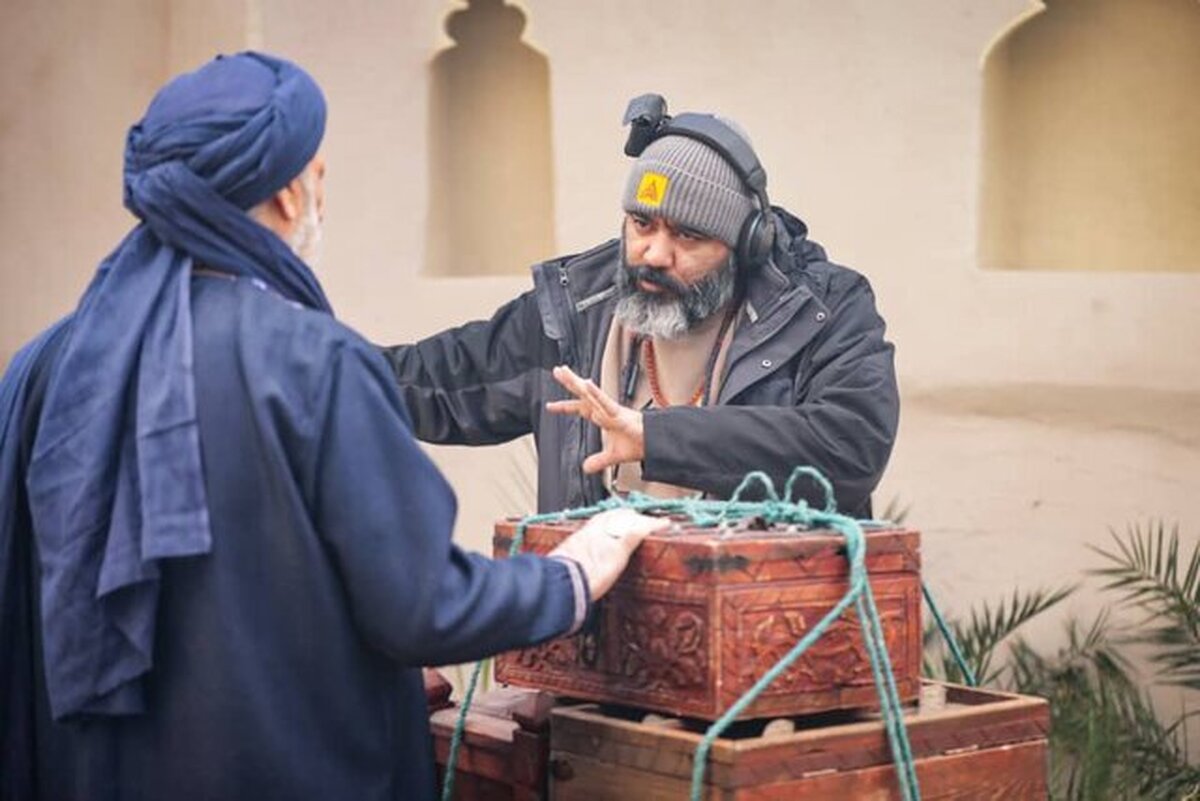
[979,0,1200,272]
[425,0,556,277]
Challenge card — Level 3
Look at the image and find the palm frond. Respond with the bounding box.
[922,523,1200,799]
[1090,521,1200,690]
[1005,614,1197,800]
[877,496,910,525]
[932,585,1075,686]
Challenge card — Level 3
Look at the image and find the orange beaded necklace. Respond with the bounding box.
[639,305,737,408]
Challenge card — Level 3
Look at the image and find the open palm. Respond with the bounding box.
[546,365,645,474]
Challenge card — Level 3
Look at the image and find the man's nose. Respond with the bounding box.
[641,229,674,269]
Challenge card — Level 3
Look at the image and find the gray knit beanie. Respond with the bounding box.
[621,134,755,247]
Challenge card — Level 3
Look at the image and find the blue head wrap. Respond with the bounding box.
[25,52,331,719]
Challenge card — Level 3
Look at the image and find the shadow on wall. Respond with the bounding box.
[425,0,556,277]
[979,0,1200,272]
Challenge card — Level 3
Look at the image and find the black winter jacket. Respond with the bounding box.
[381,209,898,518]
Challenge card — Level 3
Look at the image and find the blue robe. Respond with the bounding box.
[2,49,583,799]
[1,274,579,800]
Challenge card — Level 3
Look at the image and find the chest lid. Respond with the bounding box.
[494,517,920,585]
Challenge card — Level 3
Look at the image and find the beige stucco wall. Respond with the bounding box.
[2,0,1198,699]
[0,0,165,359]
[980,0,1200,272]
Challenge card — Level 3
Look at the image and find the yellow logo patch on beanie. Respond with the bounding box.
[636,172,669,208]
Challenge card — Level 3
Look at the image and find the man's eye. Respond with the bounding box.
[631,215,651,229]
[678,228,704,241]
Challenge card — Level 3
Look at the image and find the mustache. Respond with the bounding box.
[622,265,691,297]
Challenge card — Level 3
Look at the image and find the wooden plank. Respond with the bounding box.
[511,729,549,791]
[550,684,1049,789]
[432,733,547,798]
[425,668,454,712]
[440,772,520,801]
[549,739,1047,800]
[549,750,728,801]
[726,707,1048,789]
[431,713,519,786]
[738,740,1049,800]
[430,690,550,794]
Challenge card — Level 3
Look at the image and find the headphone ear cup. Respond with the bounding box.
[737,212,773,268]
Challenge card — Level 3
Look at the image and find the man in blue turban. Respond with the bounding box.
[0,52,662,801]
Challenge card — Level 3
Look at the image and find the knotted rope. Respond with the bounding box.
[441,466,974,801]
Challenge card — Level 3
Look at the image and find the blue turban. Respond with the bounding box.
[23,52,331,720]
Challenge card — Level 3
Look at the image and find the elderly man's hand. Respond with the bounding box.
[550,508,667,600]
[546,365,645,473]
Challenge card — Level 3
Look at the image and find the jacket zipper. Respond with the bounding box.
[557,265,603,507]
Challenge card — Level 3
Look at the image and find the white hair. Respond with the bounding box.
[248,169,323,267]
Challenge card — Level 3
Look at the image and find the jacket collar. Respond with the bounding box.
[535,208,823,375]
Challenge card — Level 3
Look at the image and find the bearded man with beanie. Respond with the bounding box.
[384,96,899,517]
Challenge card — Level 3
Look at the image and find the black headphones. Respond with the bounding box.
[622,93,775,269]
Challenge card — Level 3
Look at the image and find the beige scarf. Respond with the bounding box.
[597,305,738,498]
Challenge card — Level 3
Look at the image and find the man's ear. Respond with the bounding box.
[271,176,304,222]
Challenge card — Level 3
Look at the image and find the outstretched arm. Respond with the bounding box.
[547,276,898,514]
[378,289,552,446]
[313,343,661,667]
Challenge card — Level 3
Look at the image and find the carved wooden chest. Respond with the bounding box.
[548,682,1050,799]
[494,518,922,721]
[429,686,554,801]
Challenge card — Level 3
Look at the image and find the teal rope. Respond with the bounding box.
[685,475,918,801]
[855,590,920,794]
[782,465,837,513]
[439,467,973,801]
[441,506,613,801]
[439,650,484,801]
[922,581,978,687]
[440,514,549,801]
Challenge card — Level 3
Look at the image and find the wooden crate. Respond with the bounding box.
[548,682,1050,800]
[494,518,922,721]
[430,686,555,801]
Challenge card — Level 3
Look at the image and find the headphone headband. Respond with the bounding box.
[623,93,776,268]
[622,94,770,214]
[666,114,767,196]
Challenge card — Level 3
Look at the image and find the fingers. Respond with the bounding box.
[618,515,669,552]
[550,365,623,426]
[582,451,615,475]
[581,509,667,542]
[578,507,639,534]
[588,509,669,554]
[552,365,590,399]
[581,379,623,418]
[547,399,610,430]
[587,508,641,528]
[552,366,615,413]
[630,514,671,536]
[549,367,614,428]
[546,399,585,416]
[554,511,668,600]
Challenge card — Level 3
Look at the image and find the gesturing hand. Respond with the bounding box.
[546,365,645,474]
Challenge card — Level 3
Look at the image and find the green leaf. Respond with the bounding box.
[1089,522,1200,690]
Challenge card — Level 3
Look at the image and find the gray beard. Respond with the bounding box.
[287,172,323,267]
[613,252,737,340]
